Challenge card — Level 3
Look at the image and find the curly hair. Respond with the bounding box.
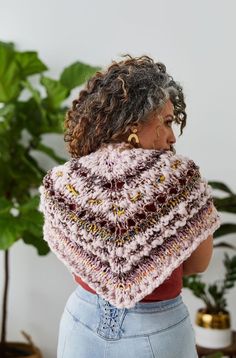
[64,55,187,158]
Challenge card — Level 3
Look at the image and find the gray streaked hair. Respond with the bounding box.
[64,55,186,157]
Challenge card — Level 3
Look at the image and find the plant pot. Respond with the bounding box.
[0,331,43,357]
[194,308,233,349]
[0,342,42,357]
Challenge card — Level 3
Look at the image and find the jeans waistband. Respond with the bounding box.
[74,284,183,312]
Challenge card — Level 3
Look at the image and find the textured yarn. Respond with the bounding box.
[39,142,221,308]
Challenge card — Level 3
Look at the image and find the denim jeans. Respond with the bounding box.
[57,285,198,358]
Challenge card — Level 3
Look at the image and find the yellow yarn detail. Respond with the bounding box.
[171,160,181,169]
[113,205,125,216]
[66,184,79,196]
[88,224,98,234]
[130,192,142,202]
[160,175,165,182]
[88,199,103,205]
[69,213,78,221]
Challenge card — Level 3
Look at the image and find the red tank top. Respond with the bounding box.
[73,263,183,302]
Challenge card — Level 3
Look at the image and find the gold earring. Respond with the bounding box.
[156,115,163,138]
[156,124,161,138]
[158,115,164,124]
[128,127,140,144]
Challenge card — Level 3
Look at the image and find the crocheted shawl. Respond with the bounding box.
[39,142,221,308]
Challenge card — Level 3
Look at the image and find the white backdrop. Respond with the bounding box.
[0,0,236,357]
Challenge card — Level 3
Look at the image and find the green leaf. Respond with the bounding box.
[214,223,236,238]
[213,196,236,213]
[223,252,232,269]
[20,210,43,238]
[0,195,45,250]
[0,42,21,102]
[36,142,67,164]
[206,351,224,357]
[226,273,236,280]
[224,281,235,289]
[20,152,45,181]
[0,103,15,117]
[213,242,236,250]
[208,284,222,298]
[60,61,100,90]
[18,196,44,237]
[0,214,22,250]
[15,98,46,137]
[21,80,41,105]
[0,105,15,152]
[183,274,207,297]
[40,111,66,133]
[2,146,44,200]
[0,41,15,51]
[20,195,40,213]
[17,196,49,254]
[0,197,12,214]
[209,181,234,194]
[15,51,47,77]
[40,76,69,109]
[21,231,50,255]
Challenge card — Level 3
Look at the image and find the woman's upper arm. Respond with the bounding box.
[183,234,214,274]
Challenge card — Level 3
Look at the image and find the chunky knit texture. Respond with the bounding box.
[39,142,221,308]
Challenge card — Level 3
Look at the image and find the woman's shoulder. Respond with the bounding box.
[39,147,202,196]
[39,160,71,193]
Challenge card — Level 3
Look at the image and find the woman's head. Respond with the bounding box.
[64,55,186,157]
[135,98,176,151]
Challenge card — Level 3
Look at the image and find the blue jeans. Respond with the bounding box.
[57,285,198,358]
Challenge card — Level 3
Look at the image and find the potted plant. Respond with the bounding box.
[183,181,236,350]
[0,40,99,357]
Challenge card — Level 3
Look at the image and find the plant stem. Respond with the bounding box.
[1,250,9,346]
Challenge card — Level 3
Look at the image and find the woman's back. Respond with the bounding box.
[39,142,220,308]
[73,263,183,302]
[39,55,220,357]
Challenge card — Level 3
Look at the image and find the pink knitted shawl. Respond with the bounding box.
[39,142,221,308]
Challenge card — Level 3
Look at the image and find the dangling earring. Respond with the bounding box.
[127,127,140,144]
[156,115,163,138]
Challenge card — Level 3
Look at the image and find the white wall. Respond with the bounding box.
[1,0,236,356]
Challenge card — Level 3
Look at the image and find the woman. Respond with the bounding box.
[39,55,221,357]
